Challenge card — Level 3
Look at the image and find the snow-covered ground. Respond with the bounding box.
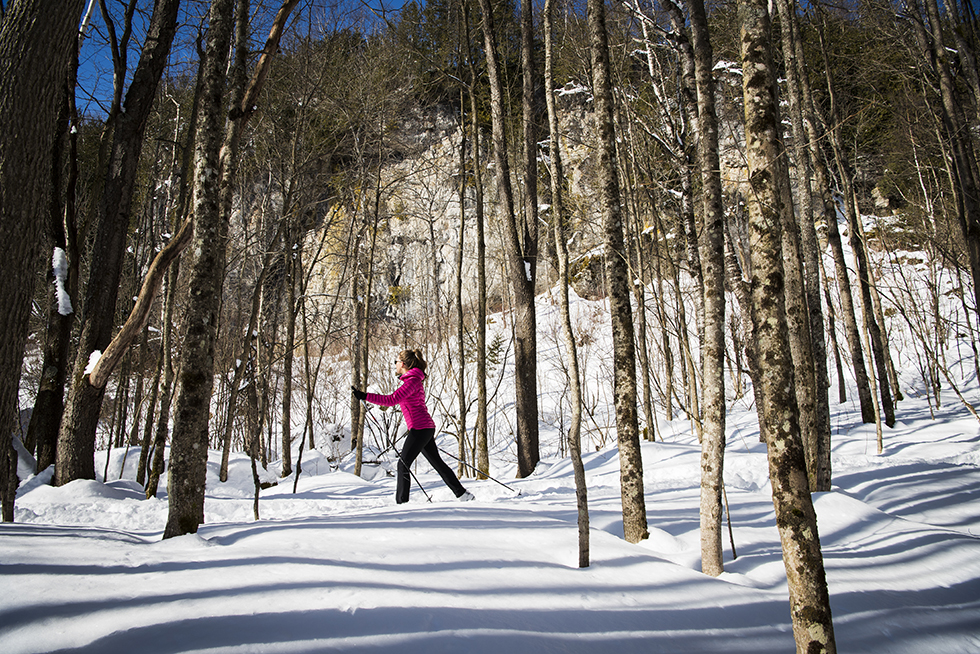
[3,376,980,653]
[5,223,980,653]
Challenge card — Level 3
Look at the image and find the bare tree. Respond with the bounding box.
[475,0,539,478]
[55,0,181,486]
[738,0,837,649]
[685,0,727,576]
[774,0,833,491]
[588,0,648,544]
[545,0,589,567]
[162,0,237,539]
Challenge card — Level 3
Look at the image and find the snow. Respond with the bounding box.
[5,230,980,653]
[51,247,73,316]
[82,350,102,376]
[3,386,980,653]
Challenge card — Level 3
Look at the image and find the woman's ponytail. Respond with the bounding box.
[399,349,427,373]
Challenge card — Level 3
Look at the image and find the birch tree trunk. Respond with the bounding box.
[588,0,648,544]
[738,0,837,648]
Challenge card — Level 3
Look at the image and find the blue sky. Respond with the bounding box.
[74,0,407,119]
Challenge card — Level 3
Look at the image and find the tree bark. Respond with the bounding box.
[28,72,78,473]
[0,0,86,520]
[686,0,727,576]
[810,13,878,427]
[589,0,648,544]
[916,0,980,329]
[774,0,833,491]
[476,0,539,478]
[281,227,297,479]
[456,99,468,476]
[738,0,837,649]
[55,0,181,486]
[163,0,236,539]
[463,0,489,479]
[545,0,589,567]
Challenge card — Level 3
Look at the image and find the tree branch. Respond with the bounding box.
[87,216,193,389]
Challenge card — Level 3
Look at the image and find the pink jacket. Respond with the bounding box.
[365,367,435,430]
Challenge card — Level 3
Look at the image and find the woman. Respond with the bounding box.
[352,349,474,504]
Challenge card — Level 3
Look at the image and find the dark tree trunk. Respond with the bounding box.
[812,15,877,426]
[28,71,79,474]
[0,0,87,521]
[918,0,980,330]
[163,0,236,539]
[476,0,539,478]
[55,0,181,486]
[463,0,489,479]
[774,0,833,491]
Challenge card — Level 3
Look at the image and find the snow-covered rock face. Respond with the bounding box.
[322,94,622,315]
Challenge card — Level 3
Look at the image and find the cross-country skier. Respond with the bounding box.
[352,349,475,504]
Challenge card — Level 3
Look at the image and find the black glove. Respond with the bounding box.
[351,386,366,401]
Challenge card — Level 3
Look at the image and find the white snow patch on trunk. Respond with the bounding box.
[83,350,102,376]
[52,247,73,316]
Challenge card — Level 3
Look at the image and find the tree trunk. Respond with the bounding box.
[545,0,589,567]
[516,0,541,479]
[136,344,162,486]
[163,0,236,539]
[145,265,178,499]
[463,0,489,479]
[918,0,980,329]
[55,0,181,486]
[811,15,876,426]
[589,0,648,544]
[281,227,297,479]
[774,0,833,491]
[28,73,78,473]
[476,0,539,478]
[687,0,727,576]
[843,179,895,428]
[738,0,837,649]
[456,101,468,476]
[0,0,86,521]
[219,241,281,482]
[350,222,366,475]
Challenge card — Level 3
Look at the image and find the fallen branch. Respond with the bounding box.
[87,216,193,389]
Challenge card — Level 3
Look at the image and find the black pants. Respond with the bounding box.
[396,428,466,503]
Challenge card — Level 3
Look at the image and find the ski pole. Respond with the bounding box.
[437,443,522,495]
[358,398,431,502]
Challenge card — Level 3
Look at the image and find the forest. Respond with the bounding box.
[1,0,979,652]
